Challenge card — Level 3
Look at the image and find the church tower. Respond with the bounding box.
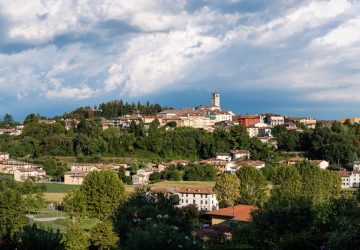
[211,92,220,109]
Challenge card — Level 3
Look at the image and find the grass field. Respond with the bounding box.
[35,218,99,232]
[44,193,67,202]
[39,182,79,193]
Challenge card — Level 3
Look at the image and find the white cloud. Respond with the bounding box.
[313,17,360,47]
[46,86,95,99]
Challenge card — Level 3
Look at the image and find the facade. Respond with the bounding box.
[278,157,306,165]
[246,122,272,137]
[230,150,250,160]
[340,171,360,188]
[228,160,265,173]
[14,168,46,182]
[132,168,155,185]
[353,161,360,170]
[216,153,232,162]
[339,117,360,124]
[265,114,285,126]
[310,160,329,169]
[177,187,219,211]
[70,163,99,172]
[0,152,9,161]
[199,158,234,173]
[237,115,261,126]
[0,160,34,174]
[211,92,220,109]
[64,170,87,185]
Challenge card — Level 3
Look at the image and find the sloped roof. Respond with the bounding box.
[207,205,257,222]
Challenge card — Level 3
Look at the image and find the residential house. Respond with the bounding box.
[236,115,261,126]
[132,168,155,185]
[340,117,360,124]
[64,170,88,185]
[0,152,9,161]
[310,160,329,169]
[199,158,234,173]
[230,150,250,161]
[246,122,272,137]
[70,163,99,172]
[277,157,306,165]
[216,153,232,162]
[339,171,360,188]
[228,160,265,173]
[0,160,34,174]
[14,168,46,182]
[353,161,360,170]
[265,114,285,126]
[177,187,219,211]
[207,205,257,227]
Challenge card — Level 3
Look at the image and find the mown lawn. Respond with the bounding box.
[39,182,79,193]
[44,192,67,202]
[35,218,99,233]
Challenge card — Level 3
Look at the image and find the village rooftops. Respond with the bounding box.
[64,170,87,177]
[230,150,250,154]
[207,205,257,222]
[16,168,45,173]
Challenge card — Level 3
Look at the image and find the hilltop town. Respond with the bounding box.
[1,93,360,249]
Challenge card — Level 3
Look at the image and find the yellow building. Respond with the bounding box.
[340,117,360,124]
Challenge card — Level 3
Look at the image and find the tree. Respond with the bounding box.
[63,189,86,220]
[20,224,63,250]
[114,187,200,247]
[0,188,28,246]
[236,166,268,206]
[80,171,126,220]
[183,164,218,181]
[271,165,302,200]
[61,221,89,250]
[3,113,13,126]
[90,221,119,250]
[214,174,241,208]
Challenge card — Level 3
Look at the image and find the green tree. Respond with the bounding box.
[214,174,241,208]
[236,166,268,206]
[271,165,302,200]
[61,221,90,250]
[3,113,14,126]
[0,188,28,246]
[90,221,119,250]
[63,189,86,220]
[81,170,126,220]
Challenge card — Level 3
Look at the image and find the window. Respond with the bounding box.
[193,200,196,204]
[201,201,203,204]
[186,199,188,203]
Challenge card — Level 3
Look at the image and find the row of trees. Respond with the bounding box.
[214,161,341,208]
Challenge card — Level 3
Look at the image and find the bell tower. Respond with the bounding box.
[211,92,220,109]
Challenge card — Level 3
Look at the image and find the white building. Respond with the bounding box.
[266,115,285,126]
[353,161,360,170]
[230,150,250,161]
[13,168,46,182]
[227,160,266,173]
[340,171,360,188]
[246,122,272,137]
[132,168,155,185]
[216,153,232,162]
[177,187,219,211]
[0,152,9,161]
[310,160,329,169]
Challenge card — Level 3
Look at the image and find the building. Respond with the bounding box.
[211,92,220,110]
[278,157,306,165]
[228,160,265,173]
[246,122,272,137]
[64,170,88,185]
[0,160,34,174]
[177,187,219,211]
[265,114,285,126]
[216,153,232,162]
[132,168,155,185]
[199,158,234,173]
[230,150,250,161]
[70,163,99,172]
[0,152,9,161]
[310,160,329,169]
[339,117,360,124]
[207,205,257,227]
[353,161,360,170]
[237,115,261,127]
[288,117,317,129]
[339,171,360,188]
[13,168,46,182]
[209,110,233,124]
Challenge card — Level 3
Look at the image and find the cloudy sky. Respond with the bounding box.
[0,0,359,120]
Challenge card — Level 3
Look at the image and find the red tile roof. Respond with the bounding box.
[178,187,214,195]
[207,205,257,222]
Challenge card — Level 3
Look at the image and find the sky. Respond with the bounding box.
[0,0,360,121]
